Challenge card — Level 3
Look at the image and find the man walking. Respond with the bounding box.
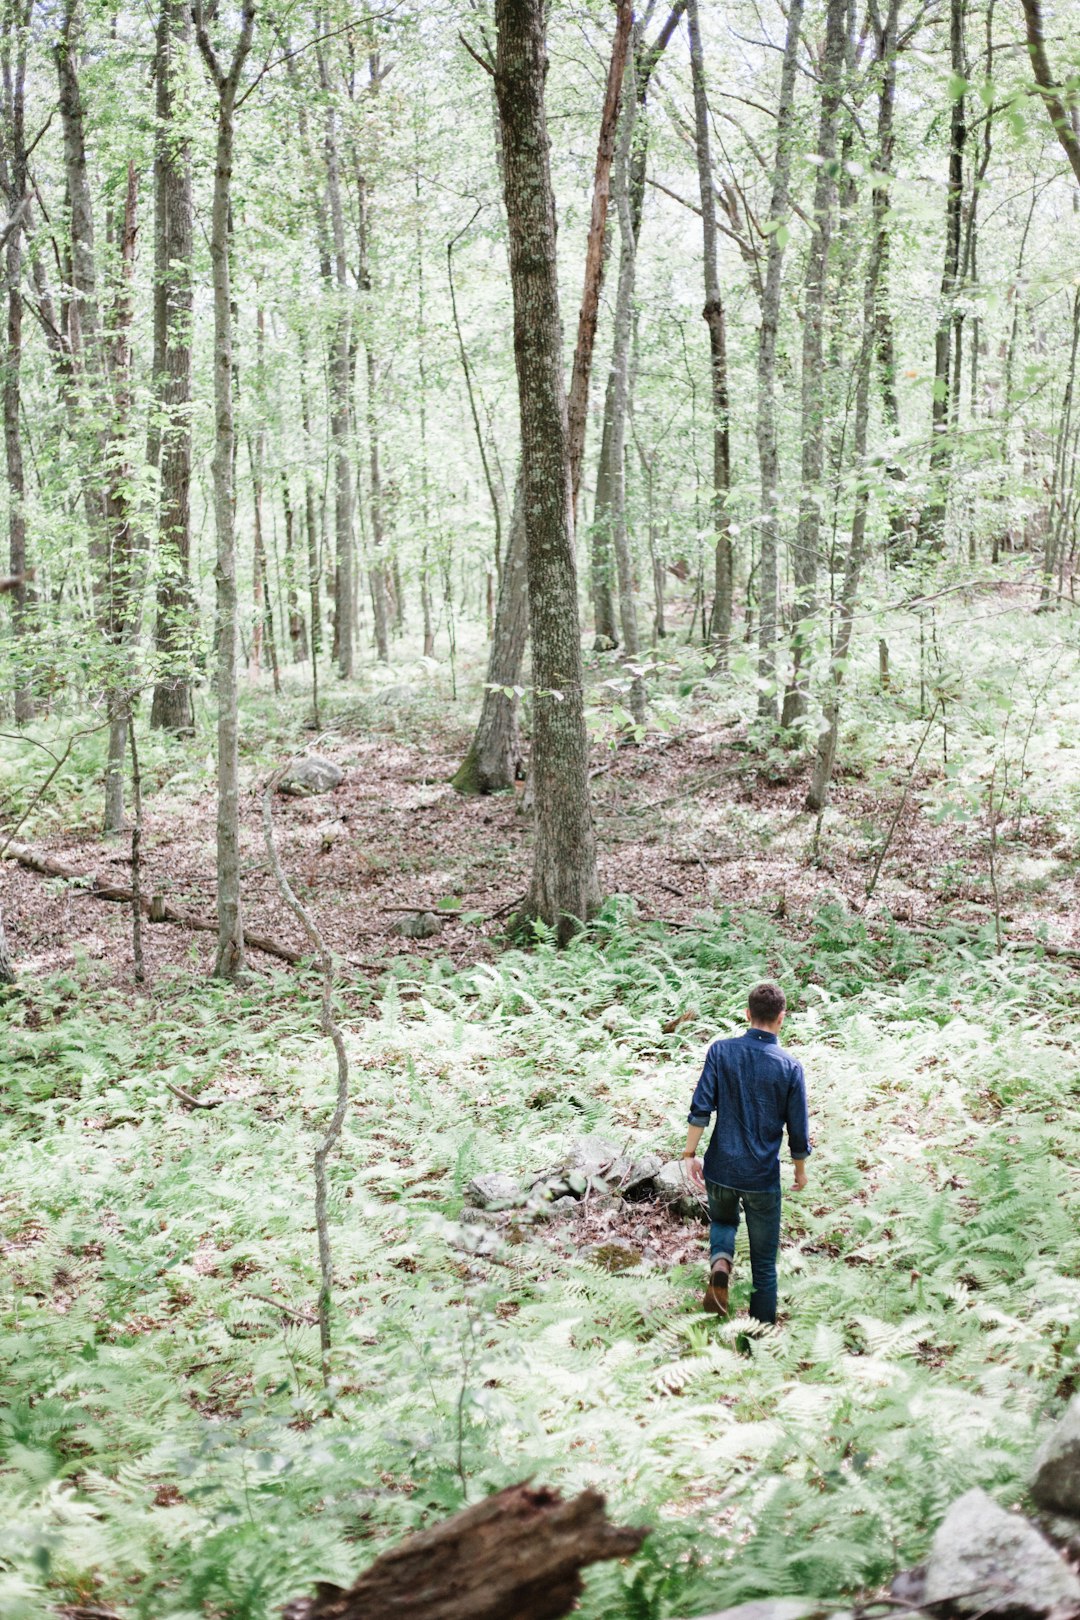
[681,981,812,1324]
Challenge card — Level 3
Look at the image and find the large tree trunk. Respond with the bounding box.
[0,1,33,723]
[495,0,600,942]
[282,1484,647,1620]
[782,0,847,728]
[807,0,899,811]
[451,477,528,793]
[686,0,733,659]
[918,0,965,552]
[149,0,196,734]
[755,0,805,724]
[195,0,255,981]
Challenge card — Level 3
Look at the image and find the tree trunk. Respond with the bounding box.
[0,1,33,723]
[565,0,632,519]
[608,43,645,726]
[686,0,733,659]
[590,384,621,648]
[495,0,600,941]
[918,0,965,552]
[782,0,847,728]
[149,0,195,734]
[1020,0,1080,185]
[755,0,805,723]
[451,476,528,794]
[102,164,141,835]
[589,4,685,650]
[807,0,898,812]
[317,40,356,680]
[195,0,255,980]
[353,55,391,664]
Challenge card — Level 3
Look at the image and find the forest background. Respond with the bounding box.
[1,0,1079,1615]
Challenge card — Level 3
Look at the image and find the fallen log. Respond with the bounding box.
[0,841,302,965]
[281,1482,648,1620]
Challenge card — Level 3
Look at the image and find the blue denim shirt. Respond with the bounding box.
[688,1028,812,1191]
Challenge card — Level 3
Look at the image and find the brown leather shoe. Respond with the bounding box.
[702,1256,732,1315]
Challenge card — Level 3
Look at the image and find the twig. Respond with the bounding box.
[490,892,526,920]
[242,1290,317,1324]
[163,1080,224,1110]
[263,767,351,1383]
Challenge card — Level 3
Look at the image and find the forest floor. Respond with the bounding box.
[3,587,1078,987]
[2,580,1080,1619]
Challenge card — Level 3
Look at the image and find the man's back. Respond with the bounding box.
[688,1027,810,1191]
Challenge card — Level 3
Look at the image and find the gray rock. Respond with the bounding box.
[1032,1395,1080,1517]
[390,911,443,939]
[566,1136,623,1175]
[277,754,344,797]
[465,1173,522,1210]
[654,1158,707,1220]
[622,1152,664,1195]
[923,1486,1080,1617]
[547,1196,581,1216]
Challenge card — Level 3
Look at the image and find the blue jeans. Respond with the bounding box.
[706,1180,783,1324]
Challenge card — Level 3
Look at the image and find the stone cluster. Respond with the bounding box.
[463,1135,704,1229]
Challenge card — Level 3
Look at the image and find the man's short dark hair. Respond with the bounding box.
[747,981,786,1024]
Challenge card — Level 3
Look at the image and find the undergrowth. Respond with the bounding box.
[1,906,1078,1618]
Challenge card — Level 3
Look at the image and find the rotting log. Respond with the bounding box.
[0,841,301,964]
[281,1482,648,1620]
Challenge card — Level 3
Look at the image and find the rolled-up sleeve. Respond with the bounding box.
[687,1046,716,1126]
[786,1063,812,1159]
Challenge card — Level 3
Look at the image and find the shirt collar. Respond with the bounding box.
[745,1027,779,1044]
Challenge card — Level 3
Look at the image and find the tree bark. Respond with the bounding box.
[281,1483,647,1620]
[918,0,965,552]
[317,39,357,679]
[608,42,646,725]
[353,52,391,663]
[807,0,899,811]
[450,476,528,793]
[686,0,733,659]
[102,163,141,835]
[1019,0,1080,185]
[566,0,632,518]
[195,0,255,981]
[0,0,33,723]
[456,9,685,784]
[149,0,196,733]
[590,3,686,650]
[495,0,600,942]
[782,0,847,727]
[755,0,805,723]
